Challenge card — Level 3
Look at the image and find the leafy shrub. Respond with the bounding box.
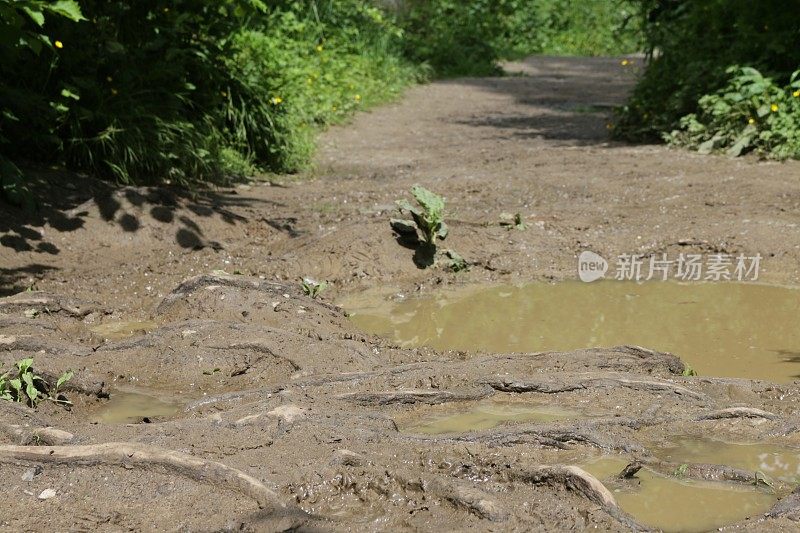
[513,0,642,57]
[394,0,641,77]
[0,0,416,186]
[667,67,800,159]
[616,0,800,146]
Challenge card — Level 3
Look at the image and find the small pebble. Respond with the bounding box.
[38,489,56,500]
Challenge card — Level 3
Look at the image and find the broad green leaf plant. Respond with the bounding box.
[0,358,73,407]
[395,185,448,245]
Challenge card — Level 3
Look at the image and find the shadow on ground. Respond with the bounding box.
[440,55,644,146]
[0,166,283,256]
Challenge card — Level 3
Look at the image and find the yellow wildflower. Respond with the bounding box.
[620,59,630,66]
[771,103,779,112]
[221,91,227,97]
[332,105,337,112]
[793,90,800,98]
[270,96,283,105]
[106,76,113,82]
[748,117,755,125]
[54,40,64,49]
[111,88,118,96]
[316,45,323,52]
[354,94,361,102]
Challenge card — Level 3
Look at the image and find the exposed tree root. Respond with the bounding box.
[412,422,644,453]
[428,478,508,522]
[0,442,298,513]
[512,465,648,531]
[0,292,103,318]
[486,373,708,401]
[697,407,777,420]
[0,335,93,357]
[338,387,492,406]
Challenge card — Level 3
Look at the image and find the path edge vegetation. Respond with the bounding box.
[0,0,642,206]
[1,1,798,209]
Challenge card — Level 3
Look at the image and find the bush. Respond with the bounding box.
[667,67,800,159]
[0,0,417,187]
[615,0,800,150]
[394,0,641,77]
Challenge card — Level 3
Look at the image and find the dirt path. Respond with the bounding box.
[2,56,800,531]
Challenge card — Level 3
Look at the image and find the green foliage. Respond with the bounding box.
[396,185,448,245]
[301,277,327,299]
[616,0,800,156]
[667,67,800,159]
[515,0,642,57]
[0,1,417,186]
[0,358,73,407]
[395,0,641,77]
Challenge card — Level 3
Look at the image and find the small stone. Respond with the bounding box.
[22,466,42,482]
[37,489,56,500]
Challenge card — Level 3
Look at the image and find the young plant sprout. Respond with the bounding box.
[394,185,448,245]
[301,278,328,299]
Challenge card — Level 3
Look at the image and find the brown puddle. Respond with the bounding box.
[95,390,183,423]
[581,457,777,532]
[653,436,800,483]
[399,397,583,435]
[342,281,800,383]
[90,320,158,341]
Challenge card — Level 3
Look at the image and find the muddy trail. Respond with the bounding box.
[2,56,800,531]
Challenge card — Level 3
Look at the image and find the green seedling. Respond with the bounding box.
[673,464,689,478]
[500,212,526,230]
[301,278,328,299]
[682,365,697,377]
[445,249,468,272]
[0,358,73,407]
[394,185,448,245]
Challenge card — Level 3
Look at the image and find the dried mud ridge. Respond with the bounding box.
[1,274,800,531]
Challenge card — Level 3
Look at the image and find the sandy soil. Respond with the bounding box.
[1,56,800,531]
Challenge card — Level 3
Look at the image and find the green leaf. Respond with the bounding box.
[46,0,86,22]
[16,358,34,374]
[22,7,45,27]
[56,370,74,390]
[8,378,22,401]
[22,372,39,404]
[411,186,444,218]
[60,88,80,101]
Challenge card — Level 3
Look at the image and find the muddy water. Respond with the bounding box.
[90,320,158,341]
[399,397,582,434]
[343,281,800,382]
[654,437,800,482]
[96,390,182,423]
[582,457,777,532]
